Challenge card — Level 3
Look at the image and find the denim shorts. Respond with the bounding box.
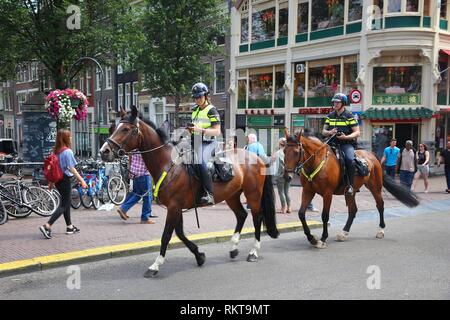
[417,164,429,175]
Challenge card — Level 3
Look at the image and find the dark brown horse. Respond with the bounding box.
[100,106,279,277]
[283,130,419,248]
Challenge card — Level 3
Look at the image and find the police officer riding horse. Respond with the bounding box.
[187,82,222,206]
[322,93,360,196]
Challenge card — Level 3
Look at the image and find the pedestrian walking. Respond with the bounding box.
[245,133,270,165]
[380,138,400,178]
[116,153,156,224]
[437,140,450,193]
[411,143,430,193]
[272,138,291,214]
[39,129,88,239]
[398,140,417,190]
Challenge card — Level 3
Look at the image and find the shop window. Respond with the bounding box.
[311,0,344,31]
[437,53,448,105]
[423,0,430,15]
[406,0,418,12]
[241,16,249,43]
[441,1,447,19]
[252,6,276,42]
[435,116,446,162]
[387,0,401,13]
[294,63,306,107]
[297,1,309,33]
[249,68,273,101]
[372,66,422,105]
[238,79,248,109]
[343,60,358,96]
[348,0,363,22]
[278,3,289,37]
[274,66,285,107]
[308,59,341,107]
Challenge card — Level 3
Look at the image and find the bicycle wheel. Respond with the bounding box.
[51,189,61,209]
[2,184,32,218]
[107,176,127,205]
[71,187,81,209]
[0,201,7,225]
[92,192,101,210]
[23,186,57,217]
[80,189,93,209]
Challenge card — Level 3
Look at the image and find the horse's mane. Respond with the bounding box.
[123,112,169,143]
[287,133,323,147]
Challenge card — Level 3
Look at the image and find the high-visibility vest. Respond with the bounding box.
[192,104,219,141]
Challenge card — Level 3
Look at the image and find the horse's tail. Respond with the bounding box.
[261,174,279,239]
[382,174,420,207]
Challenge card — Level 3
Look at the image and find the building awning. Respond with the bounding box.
[360,107,434,120]
[441,49,450,56]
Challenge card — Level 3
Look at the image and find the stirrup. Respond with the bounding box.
[200,192,215,205]
[345,185,354,196]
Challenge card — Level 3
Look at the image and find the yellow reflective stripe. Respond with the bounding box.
[328,121,350,126]
[153,171,168,199]
[301,160,326,182]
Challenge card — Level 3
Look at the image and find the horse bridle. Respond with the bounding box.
[285,134,336,175]
[106,119,170,157]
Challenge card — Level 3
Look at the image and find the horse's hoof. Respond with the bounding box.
[315,240,327,249]
[376,230,385,239]
[144,269,158,278]
[336,232,349,242]
[247,253,258,262]
[309,235,318,246]
[230,249,239,259]
[196,252,206,266]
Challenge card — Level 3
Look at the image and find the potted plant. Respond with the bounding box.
[45,89,88,129]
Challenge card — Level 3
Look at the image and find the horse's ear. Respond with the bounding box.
[131,105,138,120]
[119,107,126,118]
[295,130,302,142]
[284,127,289,139]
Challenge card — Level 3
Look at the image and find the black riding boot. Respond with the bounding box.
[199,166,215,206]
[345,165,355,196]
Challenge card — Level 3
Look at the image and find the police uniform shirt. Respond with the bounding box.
[192,104,221,141]
[324,109,358,142]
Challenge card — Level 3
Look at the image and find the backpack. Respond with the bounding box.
[43,147,68,183]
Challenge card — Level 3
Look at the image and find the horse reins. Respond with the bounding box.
[286,133,337,176]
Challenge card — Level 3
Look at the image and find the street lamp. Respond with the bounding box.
[67,57,104,159]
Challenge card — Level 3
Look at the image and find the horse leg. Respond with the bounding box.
[174,214,205,266]
[298,190,318,246]
[316,194,332,249]
[368,185,386,239]
[336,195,358,242]
[144,209,180,278]
[225,192,248,259]
[247,214,263,262]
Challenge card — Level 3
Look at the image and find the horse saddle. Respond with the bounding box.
[330,145,370,177]
[186,157,234,183]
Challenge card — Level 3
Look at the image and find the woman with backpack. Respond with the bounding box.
[39,129,87,239]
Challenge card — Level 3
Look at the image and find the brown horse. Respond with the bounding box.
[100,106,279,277]
[283,130,419,248]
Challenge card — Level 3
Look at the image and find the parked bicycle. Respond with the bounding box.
[107,156,130,205]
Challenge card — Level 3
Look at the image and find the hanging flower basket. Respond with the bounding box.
[45,89,88,129]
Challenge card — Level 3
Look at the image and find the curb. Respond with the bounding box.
[0,220,323,278]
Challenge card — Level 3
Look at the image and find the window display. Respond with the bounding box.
[372,66,422,105]
[308,59,341,106]
[252,6,276,42]
[297,1,309,33]
[279,4,289,37]
[348,0,363,22]
[312,0,344,31]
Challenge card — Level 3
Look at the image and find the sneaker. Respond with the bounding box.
[117,208,129,220]
[66,225,80,235]
[39,225,52,239]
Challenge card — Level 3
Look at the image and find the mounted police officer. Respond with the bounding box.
[187,82,221,205]
[322,93,360,196]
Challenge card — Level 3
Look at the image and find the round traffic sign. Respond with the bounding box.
[349,89,362,104]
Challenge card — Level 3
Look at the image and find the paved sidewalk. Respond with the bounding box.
[0,175,448,273]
